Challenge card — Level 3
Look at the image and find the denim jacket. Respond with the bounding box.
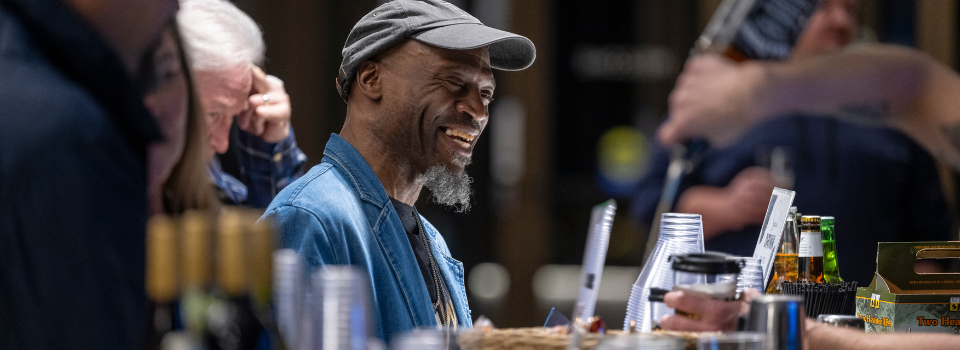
[263,134,472,342]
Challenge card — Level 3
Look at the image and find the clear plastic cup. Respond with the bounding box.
[734,257,764,298]
[311,266,371,350]
[671,252,740,301]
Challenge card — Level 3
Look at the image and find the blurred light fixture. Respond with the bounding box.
[468,262,510,301]
[571,45,677,82]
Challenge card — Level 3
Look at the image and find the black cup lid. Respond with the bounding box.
[670,252,741,274]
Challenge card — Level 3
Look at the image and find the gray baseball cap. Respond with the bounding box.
[336,0,536,102]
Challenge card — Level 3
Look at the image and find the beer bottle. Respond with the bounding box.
[796,216,824,283]
[246,213,275,312]
[766,207,799,293]
[180,211,214,340]
[205,209,267,350]
[821,216,843,283]
[246,211,287,350]
[143,215,181,350]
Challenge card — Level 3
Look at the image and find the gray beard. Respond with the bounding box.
[421,155,473,213]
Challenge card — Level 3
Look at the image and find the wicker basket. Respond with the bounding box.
[457,327,716,350]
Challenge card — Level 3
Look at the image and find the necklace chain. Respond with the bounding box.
[414,211,453,326]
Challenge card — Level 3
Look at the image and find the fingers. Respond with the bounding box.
[661,291,742,332]
[256,103,289,121]
[250,65,270,93]
[740,288,762,305]
[740,166,775,181]
[237,105,289,139]
[662,54,747,147]
[659,311,738,332]
[239,67,292,142]
[660,314,728,332]
[266,74,284,87]
[236,106,264,137]
[657,119,684,146]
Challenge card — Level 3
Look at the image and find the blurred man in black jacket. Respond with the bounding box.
[0,0,176,348]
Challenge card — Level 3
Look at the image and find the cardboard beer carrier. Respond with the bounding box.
[856,241,960,333]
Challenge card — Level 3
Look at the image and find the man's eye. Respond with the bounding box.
[482,95,495,105]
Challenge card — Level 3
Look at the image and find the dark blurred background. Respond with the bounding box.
[229,0,960,328]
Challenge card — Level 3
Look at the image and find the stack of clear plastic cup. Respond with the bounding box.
[574,200,616,321]
[624,213,705,332]
[311,266,371,350]
[735,257,764,298]
[273,250,304,349]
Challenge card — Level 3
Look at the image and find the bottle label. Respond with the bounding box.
[798,233,823,257]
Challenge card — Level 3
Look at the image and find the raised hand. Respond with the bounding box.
[238,65,291,143]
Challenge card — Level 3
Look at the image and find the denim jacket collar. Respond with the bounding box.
[321,134,471,328]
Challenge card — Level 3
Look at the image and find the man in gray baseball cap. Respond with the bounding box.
[262,0,535,342]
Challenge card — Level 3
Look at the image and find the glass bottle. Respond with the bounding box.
[143,214,181,350]
[205,210,267,350]
[766,207,799,293]
[179,211,213,340]
[820,216,843,284]
[796,216,824,283]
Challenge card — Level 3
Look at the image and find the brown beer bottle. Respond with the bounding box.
[796,216,824,283]
[204,210,267,350]
[766,207,799,293]
[142,214,180,350]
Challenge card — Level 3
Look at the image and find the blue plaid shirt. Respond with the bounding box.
[209,127,307,208]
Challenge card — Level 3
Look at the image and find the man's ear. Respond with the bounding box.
[354,61,383,101]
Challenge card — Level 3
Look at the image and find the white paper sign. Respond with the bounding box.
[752,187,796,287]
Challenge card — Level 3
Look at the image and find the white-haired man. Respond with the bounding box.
[178,0,306,207]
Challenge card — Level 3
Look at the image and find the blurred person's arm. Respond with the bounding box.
[661,44,960,171]
[676,167,774,239]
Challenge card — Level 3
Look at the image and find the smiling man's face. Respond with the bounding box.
[375,40,495,176]
[369,40,495,211]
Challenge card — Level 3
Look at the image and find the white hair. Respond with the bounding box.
[177,0,265,72]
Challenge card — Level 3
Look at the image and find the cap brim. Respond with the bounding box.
[413,23,536,71]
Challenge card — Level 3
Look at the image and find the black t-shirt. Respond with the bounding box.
[390,198,457,327]
[390,198,438,304]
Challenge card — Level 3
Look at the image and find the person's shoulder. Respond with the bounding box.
[267,162,362,219]
[0,49,110,145]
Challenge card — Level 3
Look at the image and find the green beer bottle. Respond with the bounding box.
[821,216,843,283]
